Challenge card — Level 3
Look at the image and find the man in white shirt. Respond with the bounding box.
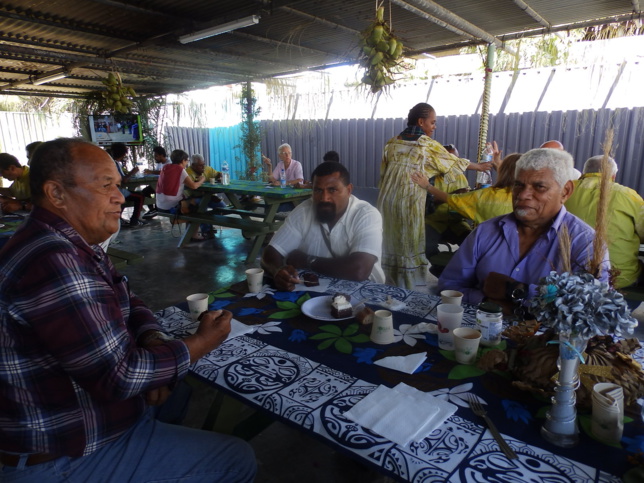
[262,143,304,186]
[262,161,385,291]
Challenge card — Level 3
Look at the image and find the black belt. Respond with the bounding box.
[0,452,58,467]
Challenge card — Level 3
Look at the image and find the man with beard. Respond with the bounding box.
[261,161,385,291]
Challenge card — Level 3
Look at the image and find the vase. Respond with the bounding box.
[541,331,588,448]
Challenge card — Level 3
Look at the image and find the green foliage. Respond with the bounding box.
[269,292,310,319]
[236,82,264,181]
[309,323,370,353]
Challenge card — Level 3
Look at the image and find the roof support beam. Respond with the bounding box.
[512,0,551,29]
[230,31,348,60]
[397,0,517,55]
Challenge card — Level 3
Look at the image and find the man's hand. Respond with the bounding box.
[273,264,301,291]
[482,272,514,300]
[491,141,503,170]
[474,161,494,172]
[183,310,232,363]
[1,199,21,213]
[262,155,272,166]
[145,386,172,406]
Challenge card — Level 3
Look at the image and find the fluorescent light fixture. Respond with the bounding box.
[179,15,260,44]
[31,69,68,85]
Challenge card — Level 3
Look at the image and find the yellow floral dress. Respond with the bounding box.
[377,135,470,289]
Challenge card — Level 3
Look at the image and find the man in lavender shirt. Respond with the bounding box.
[438,148,609,312]
[262,143,304,186]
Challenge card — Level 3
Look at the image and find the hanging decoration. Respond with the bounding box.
[101,72,136,113]
[358,2,404,93]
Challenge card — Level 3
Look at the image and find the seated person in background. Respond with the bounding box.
[141,146,171,219]
[412,152,521,225]
[25,140,42,166]
[422,143,477,257]
[111,142,146,227]
[262,143,304,186]
[0,153,32,213]
[293,150,340,189]
[540,140,582,179]
[439,148,609,312]
[261,161,385,291]
[0,138,255,481]
[155,149,205,214]
[566,155,644,289]
[186,154,225,241]
[323,150,340,163]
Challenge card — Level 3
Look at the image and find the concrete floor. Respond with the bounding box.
[115,213,405,482]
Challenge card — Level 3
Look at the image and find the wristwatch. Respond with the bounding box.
[306,255,318,270]
[505,281,527,302]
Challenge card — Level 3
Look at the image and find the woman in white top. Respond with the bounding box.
[155,149,205,211]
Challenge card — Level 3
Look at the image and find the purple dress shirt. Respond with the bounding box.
[438,207,609,304]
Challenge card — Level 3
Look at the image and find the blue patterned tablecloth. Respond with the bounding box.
[157,276,644,483]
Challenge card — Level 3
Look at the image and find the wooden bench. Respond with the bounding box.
[156,211,282,235]
[107,247,145,269]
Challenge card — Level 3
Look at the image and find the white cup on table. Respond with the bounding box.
[453,327,481,364]
[245,268,264,293]
[436,304,464,350]
[370,310,395,344]
[591,382,624,444]
[440,290,463,306]
[186,293,209,321]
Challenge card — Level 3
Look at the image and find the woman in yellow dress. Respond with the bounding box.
[377,103,493,289]
[411,152,522,225]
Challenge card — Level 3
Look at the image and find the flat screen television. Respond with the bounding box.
[88,113,142,146]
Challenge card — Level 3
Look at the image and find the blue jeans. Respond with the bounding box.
[1,408,256,482]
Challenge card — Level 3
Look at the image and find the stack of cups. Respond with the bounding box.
[436,290,464,351]
[591,382,624,444]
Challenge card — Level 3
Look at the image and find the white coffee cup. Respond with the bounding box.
[370,310,395,344]
[436,304,464,350]
[440,290,463,306]
[591,382,624,444]
[209,177,217,184]
[245,268,264,293]
[453,327,481,364]
[186,293,209,321]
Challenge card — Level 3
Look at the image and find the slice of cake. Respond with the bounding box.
[331,293,353,319]
[302,272,319,287]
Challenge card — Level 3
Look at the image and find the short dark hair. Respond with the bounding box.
[25,141,43,159]
[407,102,435,127]
[111,142,128,160]
[30,138,86,204]
[153,146,166,157]
[322,150,340,162]
[0,153,21,171]
[170,149,189,164]
[311,161,350,186]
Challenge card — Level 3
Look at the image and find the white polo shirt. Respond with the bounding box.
[270,195,385,283]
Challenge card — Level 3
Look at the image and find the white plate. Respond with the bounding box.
[301,295,356,321]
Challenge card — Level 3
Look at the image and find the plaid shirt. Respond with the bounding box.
[0,207,190,457]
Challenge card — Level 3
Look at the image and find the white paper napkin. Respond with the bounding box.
[373,352,427,374]
[226,318,255,340]
[344,383,457,447]
[378,296,406,311]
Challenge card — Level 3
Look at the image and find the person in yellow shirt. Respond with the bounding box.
[565,155,644,289]
[412,153,521,225]
[185,154,225,241]
[0,153,32,213]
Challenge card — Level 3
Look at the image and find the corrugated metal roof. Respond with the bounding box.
[0,0,639,98]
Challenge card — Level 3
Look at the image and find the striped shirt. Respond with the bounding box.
[0,207,190,457]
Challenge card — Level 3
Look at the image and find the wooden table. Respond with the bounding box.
[165,180,311,263]
[156,276,643,482]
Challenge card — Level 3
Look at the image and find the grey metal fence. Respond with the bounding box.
[261,107,644,192]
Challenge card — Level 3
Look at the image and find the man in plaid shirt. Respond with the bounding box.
[0,138,255,482]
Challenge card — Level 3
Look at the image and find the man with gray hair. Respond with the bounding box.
[566,155,644,288]
[262,143,304,186]
[439,148,609,312]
